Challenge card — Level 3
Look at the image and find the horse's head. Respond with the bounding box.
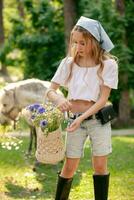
[0,89,20,124]
[0,112,12,125]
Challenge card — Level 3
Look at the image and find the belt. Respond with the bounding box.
[70,113,98,120]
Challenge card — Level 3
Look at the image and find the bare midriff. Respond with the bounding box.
[69,99,95,113]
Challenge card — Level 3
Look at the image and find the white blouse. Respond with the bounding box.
[51,57,118,102]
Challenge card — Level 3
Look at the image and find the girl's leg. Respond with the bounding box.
[55,157,80,200]
[92,155,110,200]
[92,155,108,175]
[88,119,112,200]
[61,157,80,178]
[55,120,87,200]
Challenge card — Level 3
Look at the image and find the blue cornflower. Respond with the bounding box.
[31,115,36,120]
[26,105,34,111]
[33,103,40,109]
[37,107,46,114]
[40,120,48,128]
[27,103,40,112]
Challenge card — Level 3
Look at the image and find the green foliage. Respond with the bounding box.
[0,14,25,67]
[1,0,65,80]
[78,0,134,107]
[17,0,65,80]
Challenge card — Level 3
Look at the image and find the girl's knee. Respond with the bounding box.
[93,164,107,174]
[92,156,108,174]
[61,158,80,178]
[64,164,75,174]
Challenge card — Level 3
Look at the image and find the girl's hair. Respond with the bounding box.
[65,25,117,84]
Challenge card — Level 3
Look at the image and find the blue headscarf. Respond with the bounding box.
[76,16,114,52]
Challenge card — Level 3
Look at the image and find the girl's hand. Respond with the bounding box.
[67,116,83,132]
[56,97,72,112]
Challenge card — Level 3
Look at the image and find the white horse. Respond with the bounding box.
[0,79,51,122]
[0,78,63,153]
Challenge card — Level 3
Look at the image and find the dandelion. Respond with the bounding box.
[24,172,35,177]
[1,139,22,150]
[15,146,19,150]
[13,143,17,146]
[18,140,23,144]
[7,146,12,150]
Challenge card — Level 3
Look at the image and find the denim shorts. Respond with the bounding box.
[65,118,112,158]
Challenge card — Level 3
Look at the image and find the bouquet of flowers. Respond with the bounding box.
[23,102,70,164]
[25,102,65,135]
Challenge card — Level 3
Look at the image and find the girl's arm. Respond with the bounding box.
[80,85,111,121]
[67,85,111,132]
[46,82,72,112]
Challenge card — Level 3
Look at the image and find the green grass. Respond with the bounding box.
[0,135,134,200]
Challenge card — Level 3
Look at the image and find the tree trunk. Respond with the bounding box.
[115,0,125,15]
[0,0,4,45]
[17,0,24,18]
[115,0,131,123]
[63,0,77,52]
[119,90,130,122]
[0,0,7,74]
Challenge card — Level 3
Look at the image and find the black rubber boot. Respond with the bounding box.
[55,174,73,200]
[93,173,110,200]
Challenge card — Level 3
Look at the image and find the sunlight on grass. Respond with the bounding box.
[0,124,13,134]
[0,135,134,199]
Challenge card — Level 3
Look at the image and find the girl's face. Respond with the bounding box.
[72,31,91,57]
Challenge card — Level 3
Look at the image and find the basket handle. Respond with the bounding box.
[43,88,69,120]
[43,88,57,106]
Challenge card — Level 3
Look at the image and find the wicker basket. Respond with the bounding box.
[35,128,65,164]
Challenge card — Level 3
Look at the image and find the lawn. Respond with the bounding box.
[0,134,134,200]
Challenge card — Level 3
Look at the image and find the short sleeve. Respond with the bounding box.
[51,57,71,87]
[102,59,118,89]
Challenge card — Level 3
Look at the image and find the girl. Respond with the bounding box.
[46,16,118,200]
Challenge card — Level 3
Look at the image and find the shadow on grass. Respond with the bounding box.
[2,135,134,199]
[5,182,39,199]
[4,164,58,199]
[30,142,92,199]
